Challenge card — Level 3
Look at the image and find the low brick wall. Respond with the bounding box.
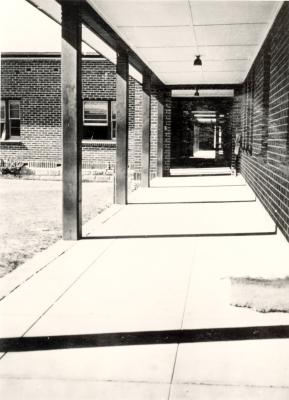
[13,164,140,192]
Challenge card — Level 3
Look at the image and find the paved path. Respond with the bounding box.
[0,172,289,399]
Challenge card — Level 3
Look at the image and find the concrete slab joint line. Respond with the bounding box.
[168,243,198,399]
[0,241,77,302]
[0,240,116,362]
[0,204,122,301]
[0,174,289,398]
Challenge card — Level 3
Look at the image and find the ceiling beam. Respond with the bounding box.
[56,0,165,88]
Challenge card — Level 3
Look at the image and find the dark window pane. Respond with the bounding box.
[1,122,6,135]
[111,121,117,139]
[83,126,110,140]
[10,119,20,137]
[1,101,5,121]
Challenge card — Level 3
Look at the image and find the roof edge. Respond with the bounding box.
[1,52,104,59]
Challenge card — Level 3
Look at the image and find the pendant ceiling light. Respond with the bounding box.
[195,88,200,96]
[194,55,202,66]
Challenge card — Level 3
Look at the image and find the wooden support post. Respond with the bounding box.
[61,3,82,240]
[157,98,164,177]
[216,112,220,156]
[194,125,200,153]
[115,47,129,204]
[141,73,151,187]
[219,126,223,154]
[216,127,220,154]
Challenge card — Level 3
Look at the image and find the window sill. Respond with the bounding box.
[0,139,22,144]
[82,140,116,148]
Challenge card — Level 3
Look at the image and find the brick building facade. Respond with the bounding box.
[0,54,170,179]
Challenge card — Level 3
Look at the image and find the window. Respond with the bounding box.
[83,100,116,140]
[242,75,254,154]
[1,101,6,139]
[83,101,108,126]
[111,101,117,139]
[1,100,21,140]
[9,101,21,138]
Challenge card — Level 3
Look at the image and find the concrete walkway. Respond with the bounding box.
[0,170,289,399]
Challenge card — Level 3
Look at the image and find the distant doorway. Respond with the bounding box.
[171,98,233,169]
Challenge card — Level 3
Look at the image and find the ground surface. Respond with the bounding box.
[0,178,113,277]
[0,172,289,399]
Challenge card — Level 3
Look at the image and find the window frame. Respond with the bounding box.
[0,100,6,140]
[8,100,21,139]
[83,100,108,127]
[1,99,21,141]
[0,100,5,123]
[82,100,116,141]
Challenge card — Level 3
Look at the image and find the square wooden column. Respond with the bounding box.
[216,112,221,156]
[157,98,164,177]
[213,125,217,149]
[61,4,82,240]
[115,47,129,205]
[141,73,151,187]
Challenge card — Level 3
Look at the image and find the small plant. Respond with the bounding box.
[0,158,25,176]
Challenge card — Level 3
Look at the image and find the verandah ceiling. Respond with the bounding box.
[88,0,281,85]
[5,0,282,87]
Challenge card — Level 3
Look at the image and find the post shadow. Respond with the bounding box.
[1,325,289,353]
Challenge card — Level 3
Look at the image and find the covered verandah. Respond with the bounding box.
[1,1,289,398]
[25,0,278,240]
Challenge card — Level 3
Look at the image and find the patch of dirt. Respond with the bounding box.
[230,277,289,313]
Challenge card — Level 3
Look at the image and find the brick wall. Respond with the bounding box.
[1,55,166,182]
[150,87,162,179]
[128,82,165,181]
[82,59,116,100]
[231,2,289,241]
[0,58,62,161]
[128,77,143,180]
[0,56,118,165]
[82,141,116,167]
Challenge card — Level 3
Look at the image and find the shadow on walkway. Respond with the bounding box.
[1,325,289,353]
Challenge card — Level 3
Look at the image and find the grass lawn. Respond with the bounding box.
[0,178,113,278]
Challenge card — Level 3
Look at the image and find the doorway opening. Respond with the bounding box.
[171,97,233,171]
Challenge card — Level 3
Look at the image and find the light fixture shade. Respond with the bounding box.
[195,88,200,96]
[194,55,202,66]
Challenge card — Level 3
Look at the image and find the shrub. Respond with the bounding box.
[0,158,25,176]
